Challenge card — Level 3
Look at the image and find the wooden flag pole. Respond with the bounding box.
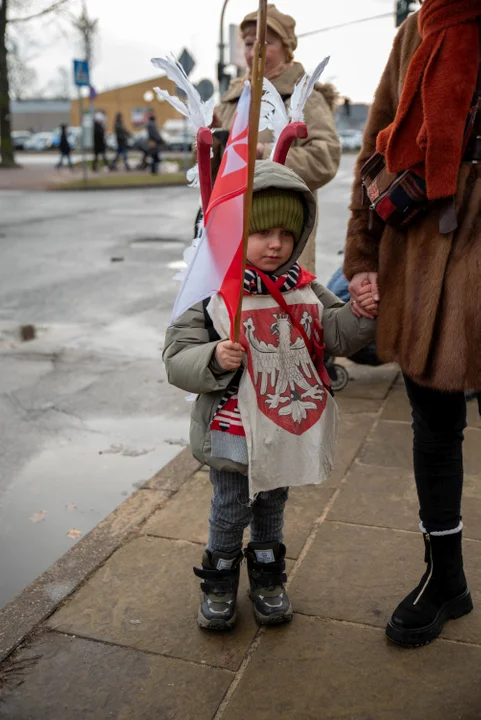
[233,0,267,342]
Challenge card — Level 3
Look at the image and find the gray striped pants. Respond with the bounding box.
[207,468,289,553]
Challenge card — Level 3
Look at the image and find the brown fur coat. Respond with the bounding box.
[343,11,481,391]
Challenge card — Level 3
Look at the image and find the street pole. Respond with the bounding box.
[218,0,230,96]
[77,87,88,183]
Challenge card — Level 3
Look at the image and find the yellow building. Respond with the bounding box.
[70,75,181,133]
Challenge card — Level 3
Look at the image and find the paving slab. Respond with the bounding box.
[333,362,398,400]
[332,394,383,415]
[289,522,481,645]
[359,420,481,475]
[223,614,481,720]
[0,631,231,719]
[329,464,481,541]
[144,471,335,560]
[327,413,378,487]
[46,536,258,671]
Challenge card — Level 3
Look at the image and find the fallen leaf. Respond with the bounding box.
[30,510,47,523]
[65,503,77,511]
[67,528,82,539]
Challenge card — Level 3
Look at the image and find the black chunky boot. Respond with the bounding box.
[245,542,293,625]
[193,549,243,630]
[386,531,473,647]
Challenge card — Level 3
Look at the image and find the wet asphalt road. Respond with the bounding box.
[0,154,356,607]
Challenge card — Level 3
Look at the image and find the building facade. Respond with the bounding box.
[10,100,70,132]
[70,76,181,134]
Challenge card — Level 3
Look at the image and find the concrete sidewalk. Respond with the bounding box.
[1,364,481,719]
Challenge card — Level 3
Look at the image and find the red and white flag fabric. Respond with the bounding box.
[171,82,251,335]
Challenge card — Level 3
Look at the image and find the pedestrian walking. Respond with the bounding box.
[55,124,73,170]
[93,111,108,171]
[344,0,481,647]
[214,3,341,271]
[110,112,131,171]
[146,114,163,174]
[163,161,376,631]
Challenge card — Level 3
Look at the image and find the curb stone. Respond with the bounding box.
[0,448,201,664]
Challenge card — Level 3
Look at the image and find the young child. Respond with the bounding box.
[163,161,376,630]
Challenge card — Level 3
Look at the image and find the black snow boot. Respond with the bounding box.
[245,542,293,625]
[193,549,243,631]
[386,530,473,647]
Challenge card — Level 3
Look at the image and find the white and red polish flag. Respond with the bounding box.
[171,82,251,336]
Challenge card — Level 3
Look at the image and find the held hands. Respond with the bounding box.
[349,272,380,319]
[215,341,244,371]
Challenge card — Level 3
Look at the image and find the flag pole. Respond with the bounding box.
[233,0,267,341]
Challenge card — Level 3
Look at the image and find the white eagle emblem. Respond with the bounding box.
[243,311,325,428]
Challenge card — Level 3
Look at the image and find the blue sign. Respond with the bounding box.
[73,59,90,87]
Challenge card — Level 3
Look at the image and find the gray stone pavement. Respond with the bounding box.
[1,365,481,719]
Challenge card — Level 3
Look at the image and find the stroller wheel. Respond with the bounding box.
[330,364,349,392]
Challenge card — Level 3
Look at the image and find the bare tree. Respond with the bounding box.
[72,0,97,71]
[0,0,72,168]
[7,34,38,100]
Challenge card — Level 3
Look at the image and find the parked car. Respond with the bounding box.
[161,119,195,151]
[24,132,55,152]
[11,130,32,150]
[339,129,363,152]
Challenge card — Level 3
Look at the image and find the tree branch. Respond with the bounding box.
[9,0,71,24]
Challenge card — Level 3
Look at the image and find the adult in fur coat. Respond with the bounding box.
[343,0,481,648]
[216,4,341,271]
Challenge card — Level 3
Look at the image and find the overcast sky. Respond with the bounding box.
[32,0,407,104]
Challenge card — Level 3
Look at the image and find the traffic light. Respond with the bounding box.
[395,0,417,27]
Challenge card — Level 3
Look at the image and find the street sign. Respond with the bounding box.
[195,79,214,102]
[178,48,195,77]
[73,59,90,87]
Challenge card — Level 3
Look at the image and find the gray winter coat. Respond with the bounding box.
[163,161,375,474]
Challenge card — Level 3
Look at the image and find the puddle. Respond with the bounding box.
[0,414,190,608]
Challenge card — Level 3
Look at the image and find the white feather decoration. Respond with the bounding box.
[151,54,214,129]
[290,56,330,122]
[260,78,290,159]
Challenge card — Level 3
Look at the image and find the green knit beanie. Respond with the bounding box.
[249,188,305,242]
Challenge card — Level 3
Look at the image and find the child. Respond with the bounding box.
[163,161,376,630]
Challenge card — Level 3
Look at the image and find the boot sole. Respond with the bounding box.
[386,588,473,648]
[197,610,236,631]
[253,602,293,626]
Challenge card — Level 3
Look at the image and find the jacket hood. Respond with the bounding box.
[222,62,338,111]
[252,160,316,275]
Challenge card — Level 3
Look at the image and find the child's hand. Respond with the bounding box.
[351,280,379,319]
[215,341,244,371]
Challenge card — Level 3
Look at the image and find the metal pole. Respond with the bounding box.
[218,0,230,96]
[78,87,88,183]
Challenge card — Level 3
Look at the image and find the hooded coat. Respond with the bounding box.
[163,161,375,474]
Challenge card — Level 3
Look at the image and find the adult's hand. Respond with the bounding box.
[349,272,379,319]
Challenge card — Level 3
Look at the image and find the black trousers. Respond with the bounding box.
[404,374,467,533]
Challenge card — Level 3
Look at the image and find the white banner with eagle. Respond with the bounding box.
[208,286,339,498]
